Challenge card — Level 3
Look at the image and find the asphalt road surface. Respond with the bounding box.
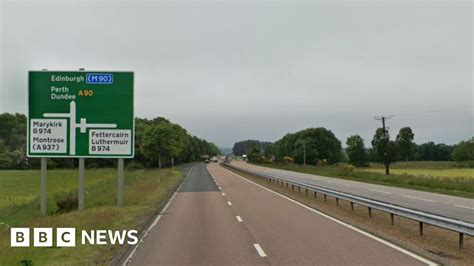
[230,161,474,223]
[126,163,435,265]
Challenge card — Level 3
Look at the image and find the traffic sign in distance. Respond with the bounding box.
[28,71,134,158]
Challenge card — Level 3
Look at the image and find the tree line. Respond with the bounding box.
[236,126,473,167]
[232,140,273,156]
[0,113,220,169]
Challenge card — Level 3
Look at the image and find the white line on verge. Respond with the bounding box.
[454,204,474,210]
[402,195,436,203]
[220,166,437,266]
[236,216,243,222]
[369,189,392,195]
[253,243,267,257]
[123,167,194,266]
[227,201,232,206]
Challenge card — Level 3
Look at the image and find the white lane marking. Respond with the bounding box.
[402,195,436,203]
[454,204,474,210]
[369,189,392,195]
[222,193,226,196]
[219,186,222,190]
[220,166,437,266]
[236,216,243,222]
[253,243,267,257]
[227,201,232,206]
[124,167,194,265]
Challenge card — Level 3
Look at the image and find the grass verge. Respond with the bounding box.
[0,167,183,265]
[255,163,474,198]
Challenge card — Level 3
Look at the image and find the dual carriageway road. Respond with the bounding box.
[126,163,437,265]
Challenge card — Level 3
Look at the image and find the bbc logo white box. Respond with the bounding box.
[57,228,76,247]
[33,228,53,247]
[11,228,30,247]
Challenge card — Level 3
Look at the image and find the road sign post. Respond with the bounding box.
[78,158,85,210]
[40,157,47,215]
[28,71,134,213]
[118,158,124,207]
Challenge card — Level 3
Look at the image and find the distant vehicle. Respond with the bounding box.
[211,156,218,163]
[204,159,210,163]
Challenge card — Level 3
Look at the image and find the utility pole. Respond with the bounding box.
[375,115,393,175]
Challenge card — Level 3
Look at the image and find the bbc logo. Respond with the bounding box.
[11,228,75,247]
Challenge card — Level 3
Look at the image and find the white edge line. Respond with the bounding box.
[220,166,437,266]
[454,204,474,210]
[123,166,194,266]
[253,243,267,257]
[236,216,243,222]
[227,201,232,206]
[402,195,437,203]
[369,189,392,195]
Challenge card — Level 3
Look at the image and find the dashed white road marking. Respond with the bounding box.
[218,186,222,190]
[227,201,232,206]
[402,195,436,203]
[220,166,437,266]
[253,243,267,257]
[369,189,392,195]
[454,204,474,210]
[236,216,243,222]
[222,193,226,196]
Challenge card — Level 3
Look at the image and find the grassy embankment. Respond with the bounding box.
[256,161,474,198]
[0,167,183,265]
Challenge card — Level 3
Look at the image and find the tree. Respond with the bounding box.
[248,145,263,163]
[142,122,183,168]
[346,135,368,167]
[274,127,341,165]
[452,138,474,162]
[414,142,453,161]
[396,127,415,162]
[371,128,399,164]
[232,140,272,156]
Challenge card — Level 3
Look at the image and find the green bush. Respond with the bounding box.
[126,161,144,170]
[54,192,78,213]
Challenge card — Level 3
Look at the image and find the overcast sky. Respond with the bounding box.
[0,0,472,148]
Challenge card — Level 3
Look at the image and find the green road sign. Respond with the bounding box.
[28,71,134,158]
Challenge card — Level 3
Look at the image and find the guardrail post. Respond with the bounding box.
[298,186,301,193]
[419,222,423,236]
[368,207,372,217]
[350,202,354,211]
[459,233,464,249]
[305,189,308,196]
[314,191,317,198]
[292,184,294,191]
[286,183,288,189]
[336,198,339,206]
[390,213,395,225]
[323,194,327,202]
